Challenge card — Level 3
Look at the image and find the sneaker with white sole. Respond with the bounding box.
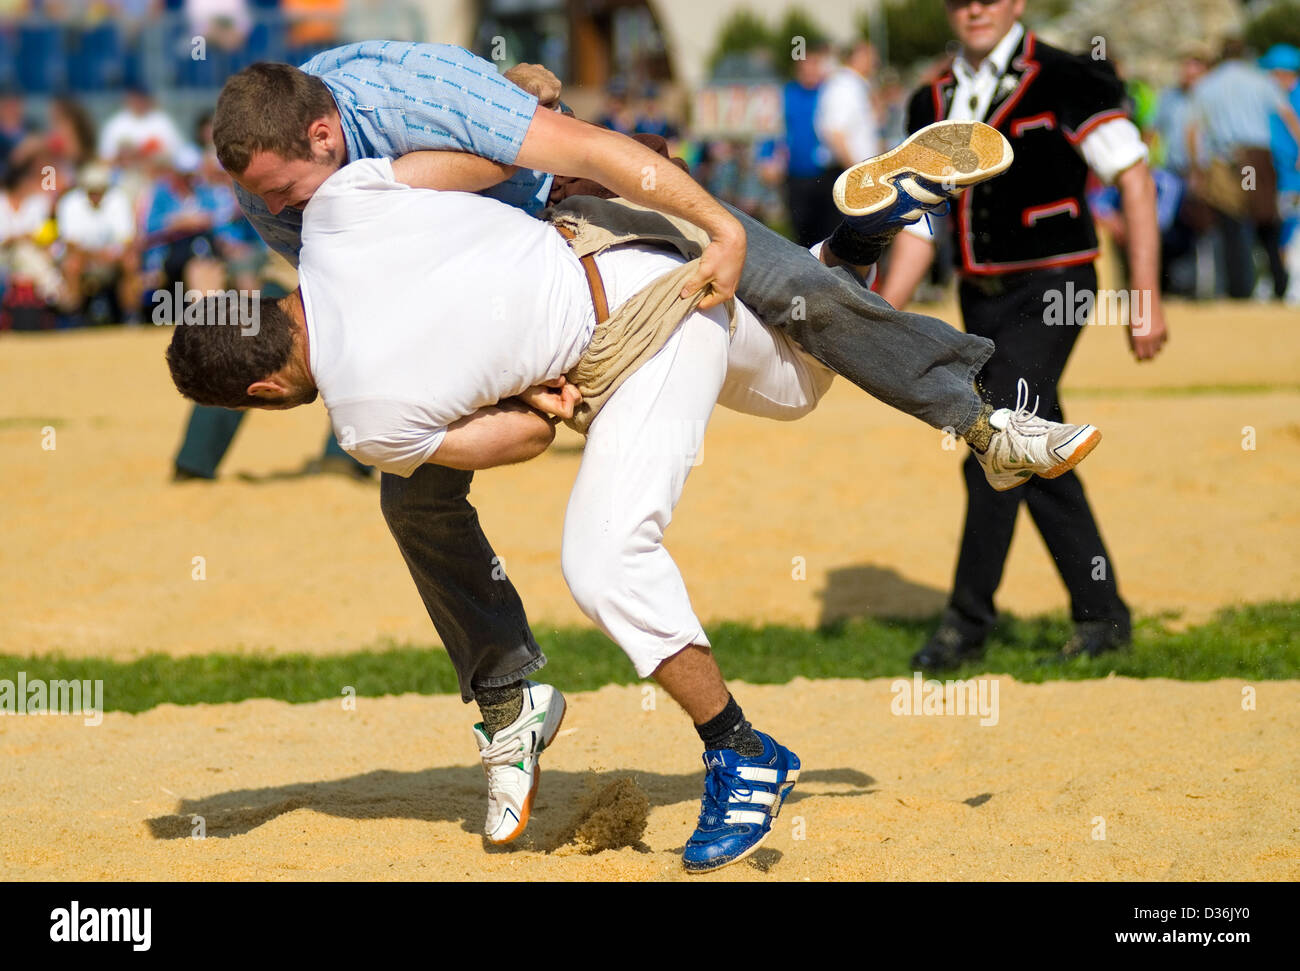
[472,680,567,844]
[977,378,1101,492]
[682,730,800,873]
[833,120,1013,236]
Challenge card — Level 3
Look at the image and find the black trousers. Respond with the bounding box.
[947,263,1130,642]
[785,169,841,248]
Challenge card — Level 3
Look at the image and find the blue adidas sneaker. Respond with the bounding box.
[832,120,1013,237]
[682,730,801,873]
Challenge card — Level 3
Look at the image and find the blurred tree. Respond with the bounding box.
[771,8,830,79]
[708,9,775,78]
[1245,1,1300,51]
[857,0,953,68]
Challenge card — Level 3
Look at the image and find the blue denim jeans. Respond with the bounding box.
[382,212,994,700]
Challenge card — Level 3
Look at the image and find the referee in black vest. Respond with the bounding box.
[878,0,1168,668]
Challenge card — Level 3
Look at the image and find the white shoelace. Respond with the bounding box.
[1007,378,1047,436]
[479,728,527,767]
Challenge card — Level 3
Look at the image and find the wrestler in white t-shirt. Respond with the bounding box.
[294,157,835,677]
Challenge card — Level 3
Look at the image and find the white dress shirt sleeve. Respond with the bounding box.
[1078,117,1148,185]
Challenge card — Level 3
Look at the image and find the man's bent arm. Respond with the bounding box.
[428,400,556,471]
[514,107,746,309]
[392,151,519,193]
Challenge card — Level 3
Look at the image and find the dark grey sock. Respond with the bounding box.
[475,681,524,739]
[964,402,996,454]
[696,694,764,757]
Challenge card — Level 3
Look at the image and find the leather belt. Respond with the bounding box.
[555,223,609,323]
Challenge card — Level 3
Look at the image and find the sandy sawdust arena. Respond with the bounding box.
[2,296,1298,881]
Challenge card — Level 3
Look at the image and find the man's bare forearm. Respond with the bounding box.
[1117,161,1160,293]
[430,400,556,471]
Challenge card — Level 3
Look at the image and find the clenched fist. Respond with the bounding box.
[503,63,563,110]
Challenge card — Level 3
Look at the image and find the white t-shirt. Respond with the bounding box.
[815,66,880,165]
[97,108,191,166]
[0,192,52,243]
[298,157,603,477]
[56,187,135,250]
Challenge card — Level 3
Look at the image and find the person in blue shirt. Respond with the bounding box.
[208,41,1030,866]
[633,84,680,142]
[781,42,838,246]
[1188,38,1300,298]
[1261,44,1300,302]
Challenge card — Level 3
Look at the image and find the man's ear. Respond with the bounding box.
[307,114,340,160]
[247,378,289,400]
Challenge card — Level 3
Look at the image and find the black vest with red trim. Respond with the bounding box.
[906,32,1130,276]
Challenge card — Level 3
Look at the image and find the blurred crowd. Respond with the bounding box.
[0,84,267,330]
[5,28,1300,332]
[1,1,417,93]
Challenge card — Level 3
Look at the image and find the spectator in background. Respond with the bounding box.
[116,0,162,89]
[1260,44,1300,305]
[781,40,836,247]
[139,156,226,315]
[185,0,252,54]
[43,96,98,196]
[182,0,252,86]
[595,80,637,136]
[1,153,67,331]
[283,0,344,65]
[1187,37,1300,300]
[48,97,97,168]
[1150,49,1212,296]
[55,161,141,326]
[877,67,910,149]
[98,83,194,170]
[0,90,32,182]
[634,84,680,144]
[194,110,264,292]
[815,40,881,170]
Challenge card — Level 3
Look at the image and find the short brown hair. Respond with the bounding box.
[213,62,336,175]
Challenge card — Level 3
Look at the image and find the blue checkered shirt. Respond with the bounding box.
[235,41,553,266]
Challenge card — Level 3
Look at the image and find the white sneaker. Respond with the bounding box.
[976,379,1101,492]
[472,681,567,844]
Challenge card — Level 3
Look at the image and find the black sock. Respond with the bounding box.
[827,222,901,267]
[475,681,524,739]
[696,694,764,757]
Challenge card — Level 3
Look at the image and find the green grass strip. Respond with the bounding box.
[1,603,1295,714]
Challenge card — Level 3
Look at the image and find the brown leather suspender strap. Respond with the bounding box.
[555,223,610,323]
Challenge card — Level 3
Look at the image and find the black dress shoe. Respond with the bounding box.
[1060,620,1130,659]
[911,623,986,671]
